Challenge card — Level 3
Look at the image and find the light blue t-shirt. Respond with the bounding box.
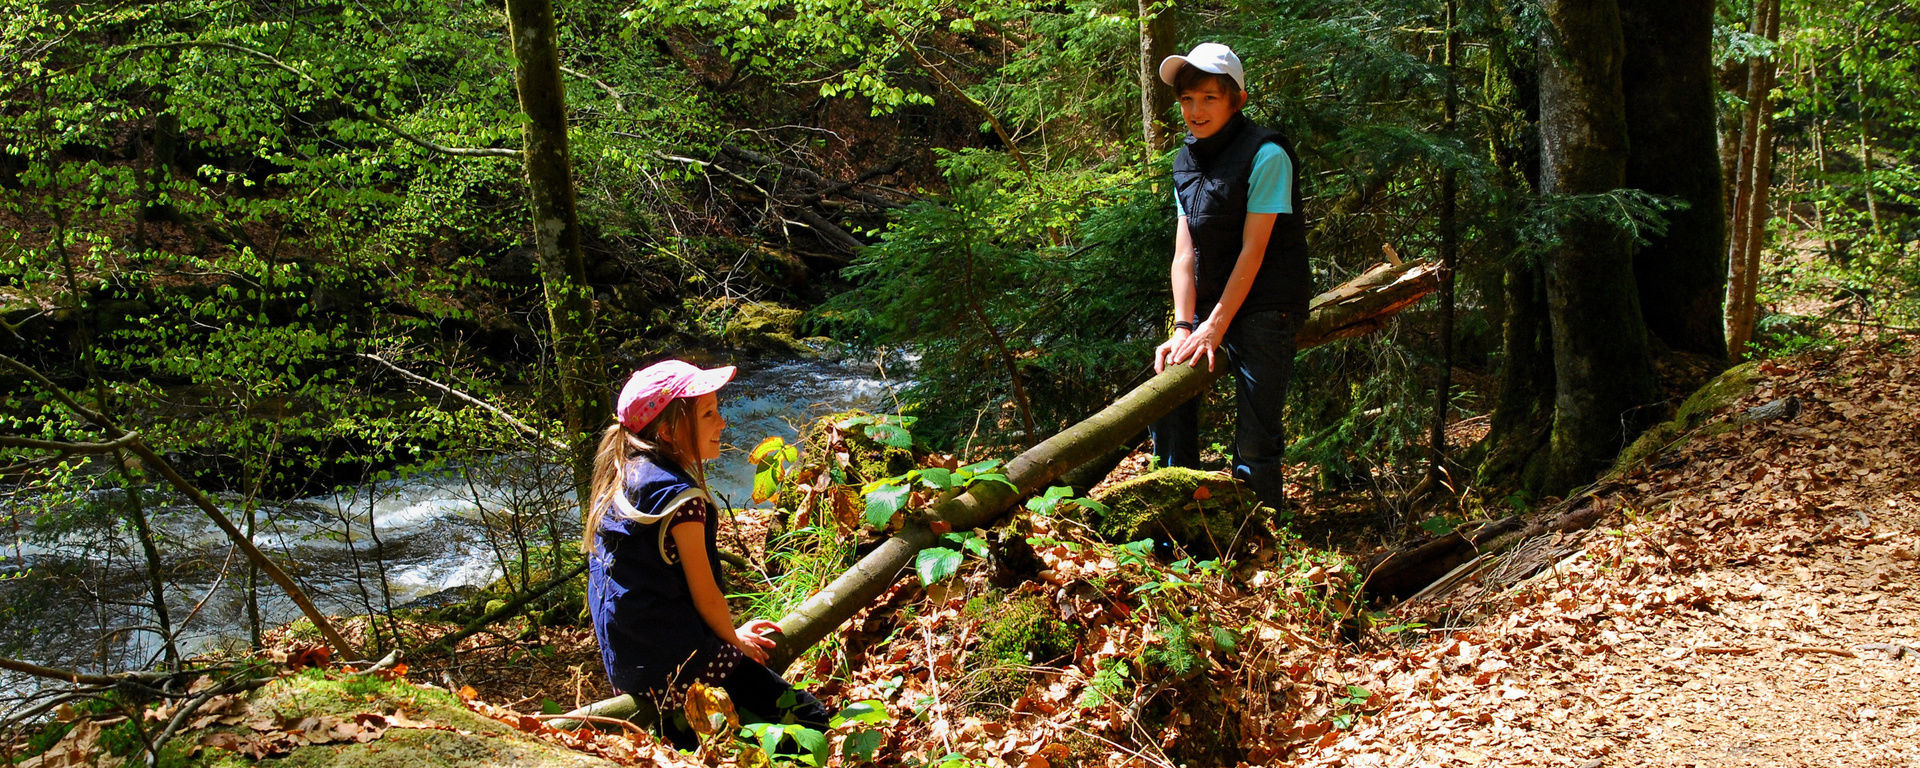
[1175,142,1295,217]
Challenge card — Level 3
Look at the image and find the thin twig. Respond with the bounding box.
[357,353,562,450]
[531,712,651,737]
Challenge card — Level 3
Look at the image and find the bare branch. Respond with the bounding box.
[357,353,564,451]
[0,655,118,686]
[0,432,141,455]
[879,22,1032,180]
[560,66,623,110]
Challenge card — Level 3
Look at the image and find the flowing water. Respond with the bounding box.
[0,356,897,704]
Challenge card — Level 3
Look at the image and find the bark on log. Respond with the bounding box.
[553,260,1440,727]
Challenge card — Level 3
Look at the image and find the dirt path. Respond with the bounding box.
[1292,344,1920,767]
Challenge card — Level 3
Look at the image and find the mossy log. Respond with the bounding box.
[554,259,1441,727]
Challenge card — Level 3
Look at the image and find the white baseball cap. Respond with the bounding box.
[1159,42,1246,91]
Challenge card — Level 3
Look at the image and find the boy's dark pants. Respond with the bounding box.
[1150,308,1301,507]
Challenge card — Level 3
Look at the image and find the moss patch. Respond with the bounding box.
[193,671,616,768]
[962,589,1078,707]
[1086,467,1266,557]
[1614,360,1763,473]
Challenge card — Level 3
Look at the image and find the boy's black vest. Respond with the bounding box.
[1173,113,1311,318]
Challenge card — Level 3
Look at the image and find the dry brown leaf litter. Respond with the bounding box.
[1290,343,1920,767]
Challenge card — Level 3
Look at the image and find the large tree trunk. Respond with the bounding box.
[1537,0,1658,493]
[504,0,604,508]
[555,260,1442,727]
[1620,0,1727,359]
[1138,0,1178,158]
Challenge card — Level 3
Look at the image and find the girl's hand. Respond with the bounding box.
[1154,328,1192,373]
[732,620,778,663]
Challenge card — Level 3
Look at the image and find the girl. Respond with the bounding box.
[583,358,831,748]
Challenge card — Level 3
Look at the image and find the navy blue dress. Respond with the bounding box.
[587,458,742,708]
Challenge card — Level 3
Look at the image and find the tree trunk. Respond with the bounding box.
[1620,0,1727,359]
[1482,264,1554,490]
[555,260,1442,727]
[1138,0,1179,159]
[504,0,604,512]
[1537,0,1658,493]
[1725,0,1780,359]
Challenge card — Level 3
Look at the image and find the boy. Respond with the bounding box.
[1150,42,1311,508]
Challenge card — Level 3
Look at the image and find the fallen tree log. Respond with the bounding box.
[554,258,1440,726]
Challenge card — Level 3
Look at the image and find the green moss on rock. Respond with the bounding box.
[1614,360,1763,472]
[1087,468,1266,556]
[720,301,814,357]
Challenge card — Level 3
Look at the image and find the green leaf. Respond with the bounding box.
[958,459,1001,475]
[753,468,778,503]
[915,547,964,585]
[756,722,787,755]
[916,467,953,490]
[843,729,883,762]
[1026,485,1076,513]
[788,725,828,764]
[829,700,890,727]
[863,483,910,528]
[865,422,912,448]
[945,531,988,558]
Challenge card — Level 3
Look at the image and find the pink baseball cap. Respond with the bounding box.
[616,359,736,431]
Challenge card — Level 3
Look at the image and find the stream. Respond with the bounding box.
[0,356,898,703]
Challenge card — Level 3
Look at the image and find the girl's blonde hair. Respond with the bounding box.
[580,396,709,554]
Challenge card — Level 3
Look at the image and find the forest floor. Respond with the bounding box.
[412,339,1920,767]
[29,339,1907,768]
[1277,341,1920,766]
[382,338,1920,767]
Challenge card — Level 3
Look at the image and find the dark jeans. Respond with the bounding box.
[657,661,833,750]
[1151,308,1301,507]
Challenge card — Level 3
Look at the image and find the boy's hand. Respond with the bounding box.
[1154,328,1192,373]
[1173,319,1224,371]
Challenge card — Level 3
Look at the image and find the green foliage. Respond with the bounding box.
[1761,1,1920,332]
[821,150,1161,449]
[914,531,988,585]
[1074,656,1132,708]
[1144,612,1202,677]
[1329,684,1376,729]
[861,457,1013,531]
